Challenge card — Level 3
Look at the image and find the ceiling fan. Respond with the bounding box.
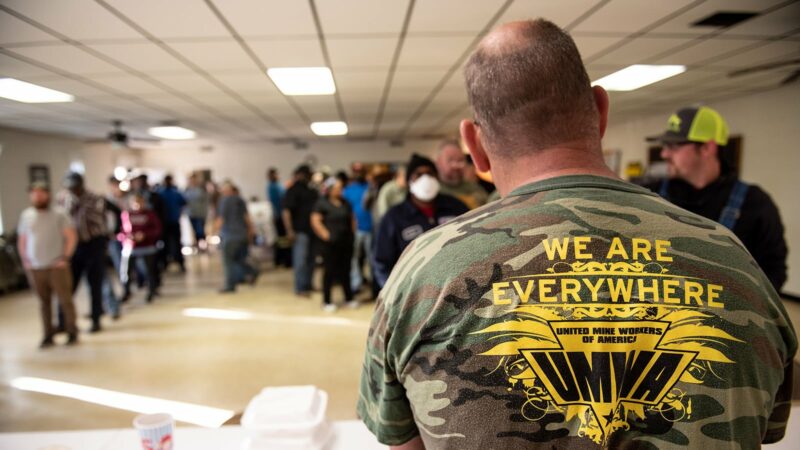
[727,57,800,85]
[85,120,160,148]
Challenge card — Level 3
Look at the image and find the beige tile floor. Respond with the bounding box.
[0,254,375,432]
[2,253,799,433]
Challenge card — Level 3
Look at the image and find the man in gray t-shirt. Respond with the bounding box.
[17,182,79,347]
[213,181,257,293]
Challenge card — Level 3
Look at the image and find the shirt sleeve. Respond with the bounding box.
[372,215,399,288]
[357,293,420,445]
[16,210,31,236]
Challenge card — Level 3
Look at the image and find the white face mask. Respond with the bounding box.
[409,174,440,202]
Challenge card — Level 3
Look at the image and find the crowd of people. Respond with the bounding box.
[15,143,498,347]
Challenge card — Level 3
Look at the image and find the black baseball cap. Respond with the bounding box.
[647,106,729,146]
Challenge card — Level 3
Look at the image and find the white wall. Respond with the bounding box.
[0,127,114,234]
[602,83,800,294]
[137,138,440,201]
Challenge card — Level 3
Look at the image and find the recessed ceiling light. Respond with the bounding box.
[310,121,348,136]
[267,67,336,96]
[148,125,196,140]
[0,78,74,103]
[592,65,686,91]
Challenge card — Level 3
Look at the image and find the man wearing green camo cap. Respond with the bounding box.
[647,106,788,293]
[357,18,796,450]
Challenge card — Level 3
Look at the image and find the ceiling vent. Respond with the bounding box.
[691,11,759,28]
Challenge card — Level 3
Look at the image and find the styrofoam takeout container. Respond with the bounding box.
[241,385,329,439]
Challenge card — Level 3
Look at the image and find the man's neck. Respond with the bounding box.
[684,162,721,190]
[492,144,619,197]
[411,196,434,209]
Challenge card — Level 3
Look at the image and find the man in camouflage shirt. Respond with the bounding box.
[357,19,796,450]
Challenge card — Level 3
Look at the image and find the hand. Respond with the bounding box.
[286,230,296,242]
[134,231,145,242]
[53,258,68,268]
[321,231,331,242]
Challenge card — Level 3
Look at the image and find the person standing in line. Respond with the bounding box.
[214,181,258,293]
[57,172,108,333]
[17,182,79,347]
[374,166,407,225]
[646,106,788,292]
[282,165,319,297]
[266,167,291,268]
[184,173,209,251]
[311,178,358,312]
[372,154,468,288]
[342,162,373,294]
[157,174,187,272]
[130,173,167,289]
[119,193,162,303]
[435,139,489,210]
[358,19,796,449]
[101,176,123,318]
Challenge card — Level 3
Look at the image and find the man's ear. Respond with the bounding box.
[592,85,609,138]
[460,119,491,173]
[700,140,718,159]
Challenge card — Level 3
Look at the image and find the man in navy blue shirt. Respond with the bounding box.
[157,175,187,272]
[372,154,468,287]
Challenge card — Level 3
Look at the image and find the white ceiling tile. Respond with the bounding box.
[573,35,627,60]
[292,96,340,121]
[0,53,62,79]
[408,0,506,33]
[391,69,449,90]
[652,38,764,66]
[328,37,398,68]
[87,41,188,73]
[709,40,800,69]
[210,70,283,96]
[249,40,325,67]
[102,0,229,39]
[316,0,408,34]
[592,37,693,65]
[397,36,474,67]
[87,74,169,96]
[148,73,224,94]
[169,41,256,71]
[573,0,696,34]
[648,0,788,36]
[215,0,316,37]
[10,45,127,75]
[0,10,61,45]
[1,0,144,40]
[500,0,603,29]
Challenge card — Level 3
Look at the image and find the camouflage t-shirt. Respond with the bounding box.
[358,175,796,449]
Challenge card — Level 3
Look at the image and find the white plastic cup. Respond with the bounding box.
[133,413,174,450]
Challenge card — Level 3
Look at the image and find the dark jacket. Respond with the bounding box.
[648,174,787,291]
[373,194,468,287]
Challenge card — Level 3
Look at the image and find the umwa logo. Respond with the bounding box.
[520,320,694,442]
[474,237,742,444]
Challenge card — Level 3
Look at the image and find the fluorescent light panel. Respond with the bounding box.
[148,126,196,140]
[0,78,74,103]
[592,65,686,91]
[10,377,234,427]
[267,67,336,95]
[310,121,348,136]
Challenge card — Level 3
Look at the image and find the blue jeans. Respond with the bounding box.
[292,232,314,294]
[222,237,255,290]
[350,230,372,292]
[102,239,122,316]
[190,216,206,242]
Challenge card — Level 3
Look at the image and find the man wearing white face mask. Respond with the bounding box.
[372,154,468,288]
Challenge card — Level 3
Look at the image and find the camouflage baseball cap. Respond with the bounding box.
[648,106,729,145]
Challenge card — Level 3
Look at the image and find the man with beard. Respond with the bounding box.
[18,182,79,347]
